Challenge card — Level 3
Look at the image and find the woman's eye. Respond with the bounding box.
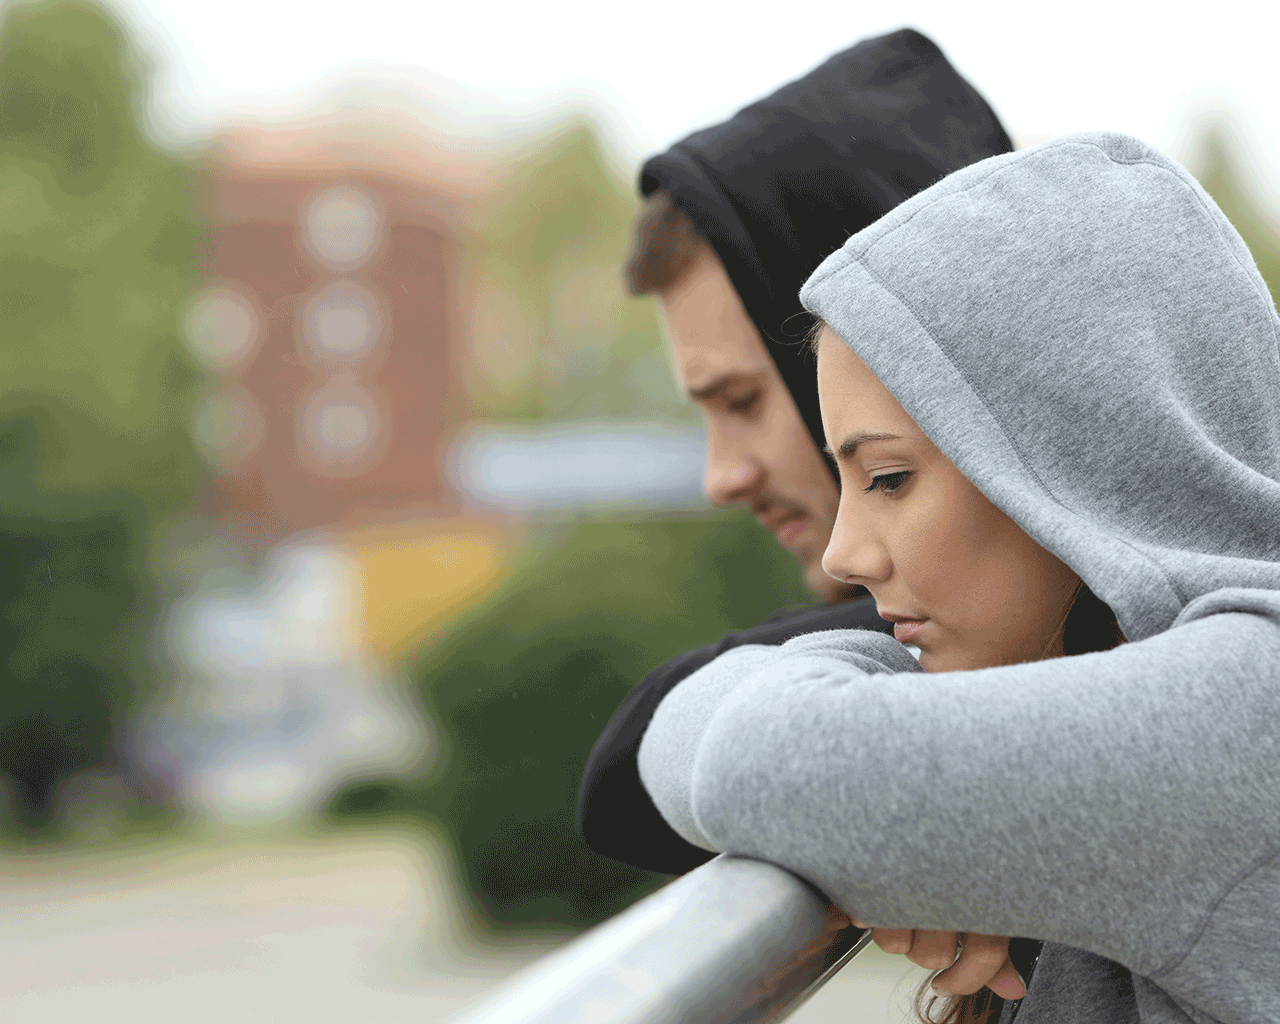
[863,471,911,494]
[727,391,761,414]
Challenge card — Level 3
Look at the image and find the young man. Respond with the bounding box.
[578,28,1013,873]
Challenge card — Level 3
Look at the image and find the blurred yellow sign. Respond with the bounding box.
[343,518,510,661]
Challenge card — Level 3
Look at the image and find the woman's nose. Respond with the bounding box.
[822,512,890,584]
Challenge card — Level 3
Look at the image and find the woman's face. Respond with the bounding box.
[815,327,1081,672]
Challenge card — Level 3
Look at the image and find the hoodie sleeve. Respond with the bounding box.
[577,598,892,874]
[638,592,1280,1019]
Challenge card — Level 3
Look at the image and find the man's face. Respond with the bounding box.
[658,251,852,603]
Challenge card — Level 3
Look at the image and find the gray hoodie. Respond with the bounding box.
[637,132,1280,1024]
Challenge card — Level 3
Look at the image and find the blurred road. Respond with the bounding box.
[0,829,923,1023]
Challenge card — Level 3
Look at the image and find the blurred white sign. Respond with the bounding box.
[449,421,709,514]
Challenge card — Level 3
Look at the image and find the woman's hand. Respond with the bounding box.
[857,923,1026,1000]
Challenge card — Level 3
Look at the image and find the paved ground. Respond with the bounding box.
[0,828,925,1023]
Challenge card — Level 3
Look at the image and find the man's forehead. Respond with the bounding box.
[672,342,773,395]
[657,261,773,391]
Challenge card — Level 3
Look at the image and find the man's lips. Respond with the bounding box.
[755,508,808,547]
[772,515,807,545]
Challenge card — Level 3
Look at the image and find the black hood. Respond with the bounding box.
[640,28,1012,464]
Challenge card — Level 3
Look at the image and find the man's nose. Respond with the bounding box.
[703,449,762,506]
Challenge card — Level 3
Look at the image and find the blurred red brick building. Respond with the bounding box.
[190,127,472,538]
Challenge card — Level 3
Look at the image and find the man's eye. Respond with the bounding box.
[727,392,761,413]
[863,471,911,494]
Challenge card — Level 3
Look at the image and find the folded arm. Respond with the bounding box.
[638,589,1280,1002]
[577,597,891,874]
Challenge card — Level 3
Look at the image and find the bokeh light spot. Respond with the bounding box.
[302,185,383,271]
[302,280,383,362]
[299,383,384,475]
[193,384,265,467]
[183,285,260,372]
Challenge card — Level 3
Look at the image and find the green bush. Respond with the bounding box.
[331,512,813,929]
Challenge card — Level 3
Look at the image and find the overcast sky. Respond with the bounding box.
[69,0,1280,207]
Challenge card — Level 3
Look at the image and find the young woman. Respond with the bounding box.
[637,132,1280,1024]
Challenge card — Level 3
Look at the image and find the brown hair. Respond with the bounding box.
[623,190,711,296]
[915,983,1004,1024]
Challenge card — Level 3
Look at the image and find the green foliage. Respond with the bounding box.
[1192,123,1280,302]
[0,0,203,827]
[330,512,814,930]
[463,118,688,423]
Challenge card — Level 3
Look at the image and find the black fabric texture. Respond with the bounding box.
[640,27,1013,464]
[577,597,890,874]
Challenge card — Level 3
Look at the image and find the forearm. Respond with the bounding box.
[580,597,890,873]
[639,629,919,851]
[643,605,1280,983]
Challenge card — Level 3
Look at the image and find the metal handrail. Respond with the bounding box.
[448,854,870,1024]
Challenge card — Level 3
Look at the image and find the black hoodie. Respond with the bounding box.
[639,27,1012,461]
[576,27,1013,875]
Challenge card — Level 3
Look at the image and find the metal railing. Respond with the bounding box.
[449,855,870,1024]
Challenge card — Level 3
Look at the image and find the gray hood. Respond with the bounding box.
[800,131,1280,643]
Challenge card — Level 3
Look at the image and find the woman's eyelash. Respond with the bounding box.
[863,471,911,494]
[727,392,761,412]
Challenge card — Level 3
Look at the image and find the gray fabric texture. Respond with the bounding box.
[637,133,1280,1024]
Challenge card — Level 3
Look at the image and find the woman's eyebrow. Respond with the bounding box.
[823,431,902,460]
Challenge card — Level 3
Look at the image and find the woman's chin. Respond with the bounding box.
[917,646,982,673]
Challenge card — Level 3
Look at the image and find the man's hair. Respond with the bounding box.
[623,190,710,296]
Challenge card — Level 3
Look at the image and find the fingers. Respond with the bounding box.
[869,927,913,955]
[869,927,963,971]
[823,907,852,934]
[984,957,1028,1001]
[932,933,1024,1000]
[907,930,961,971]
[862,925,1028,1002]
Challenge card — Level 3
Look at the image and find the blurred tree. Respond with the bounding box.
[0,0,203,828]
[1190,119,1280,299]
[462,117,690,423]
[331,512,813,929]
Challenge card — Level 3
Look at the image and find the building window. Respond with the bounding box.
[300,280,384,364]
[297,382,385,477]
[183,284,260,372]
[302,185,383,271]
[193,384,265,468]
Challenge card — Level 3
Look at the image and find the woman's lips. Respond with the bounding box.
[892,619,928,643]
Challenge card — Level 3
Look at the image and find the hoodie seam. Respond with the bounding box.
[854,145,1048,263]
[1150,842,1280,980]
[1104,157,1280,362]
[847,253,1189,610]
[842,141,1278,370]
